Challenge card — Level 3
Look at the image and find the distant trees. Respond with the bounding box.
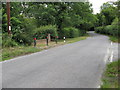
[2,2,97,47]
[95,1,119,37]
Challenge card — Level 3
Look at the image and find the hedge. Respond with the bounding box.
[2,33,18,47]
[34,25,58,39]
[95,25,118,37]
[62,27,79,38]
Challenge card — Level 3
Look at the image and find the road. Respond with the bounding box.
[2,31,115,88]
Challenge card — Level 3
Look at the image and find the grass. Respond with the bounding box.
[109,36,119,43]
[59,36,88,43]
[95,32,119,43]
[2,46,40,61]
[101,60,120,88]
[66,36,87,43]
[2,35,88,61]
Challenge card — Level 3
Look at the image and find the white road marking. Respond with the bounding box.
[97,85,101,88]
[110,41,114,62]
[110,51,113,62]
[111,42,113,46]
[104,47,110,63]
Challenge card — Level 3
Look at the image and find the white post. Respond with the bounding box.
[64,37,66,42]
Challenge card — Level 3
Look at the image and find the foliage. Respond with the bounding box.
[95,17,118,37]
[2,9,7,33]
[2,38,18,47]
[34,25,58,39]
[0,8,2,31]
[62,27,79,38]
[95,1,119,40]
[101,2,117,25]
[95,2,117,27]
[109,36,118,43]
[2,36,88,61]
[2,33,18,47]
[101,60,120,88]
[12,18,37,45]
[23,2,96,38]
[2,2,97,47]
[95,26,104,34]
[95,24,118,37]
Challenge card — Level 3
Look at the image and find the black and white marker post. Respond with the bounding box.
[64,36,66,43]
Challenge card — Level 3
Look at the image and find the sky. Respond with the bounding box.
[89,0,118,14]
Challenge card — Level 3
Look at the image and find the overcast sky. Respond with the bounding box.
[89,0,118,14]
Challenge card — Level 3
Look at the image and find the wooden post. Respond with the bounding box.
[6,0,11,35]
[48,34,51,42]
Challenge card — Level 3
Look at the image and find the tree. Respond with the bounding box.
[100,2,117,25]
[2,2,98,46]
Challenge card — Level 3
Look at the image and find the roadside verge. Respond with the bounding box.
[2,36,88,61]
[101,59,120,88]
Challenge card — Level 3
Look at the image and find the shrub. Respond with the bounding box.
[104,25,112,35]
[62,27,79,38]
[12,18,37,46]
[95,18,118,37]
[111,25,118,37]
[62,27,71,38]
[95,26,104,33]
[13,33,33,46]
[2,33,18,47]
[95,25,118,37]
[79,30,86,36]
[34,25,58,39]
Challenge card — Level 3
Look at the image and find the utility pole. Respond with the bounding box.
[6,0,11,35]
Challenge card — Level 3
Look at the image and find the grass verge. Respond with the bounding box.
[101,60,120,88]
[109,36,119,43]
[2,35,88,61]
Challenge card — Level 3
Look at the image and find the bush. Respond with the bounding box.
[3,39,18,47]
[13,33,33,46]
[12,18,37,46]
[62,27,79,38]
[34,25,58,39]
[79,29,86,36]
[111,25,118,36]
[95,26,104,33]
[95,18,118,37]
[95,25,118,37]
[2,33,18,47]
[104,25,112,35]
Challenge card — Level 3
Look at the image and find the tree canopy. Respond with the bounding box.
[95,1,119,38]
[2,2,97,46]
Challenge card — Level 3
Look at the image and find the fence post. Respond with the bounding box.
[34,37,36,47]
[46,36,48,46]
[56,36,58,44]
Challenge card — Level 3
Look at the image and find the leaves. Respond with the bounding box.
[2,2,97,46]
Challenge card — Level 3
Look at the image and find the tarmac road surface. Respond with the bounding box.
[2,31,115,88]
